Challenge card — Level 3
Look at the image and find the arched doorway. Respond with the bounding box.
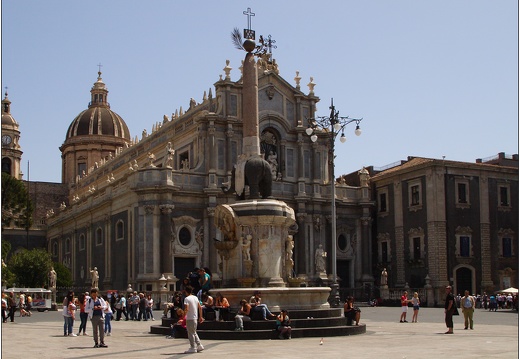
[455,266,473,296]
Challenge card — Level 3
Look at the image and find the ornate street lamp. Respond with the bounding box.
[306,98,362,307]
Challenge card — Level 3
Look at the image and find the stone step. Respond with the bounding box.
[150,323,366,340]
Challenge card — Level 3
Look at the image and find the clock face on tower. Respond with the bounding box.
[1,135,12,146]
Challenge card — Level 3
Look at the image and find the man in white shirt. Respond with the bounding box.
[183,285,204,354]
[85,288,108,348]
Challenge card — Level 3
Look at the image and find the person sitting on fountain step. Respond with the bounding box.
[213,292,230,321]
[344,296,361,326]
[234,299,252,331]
[166,308,187,339]
[249,291,276,320]
[201,293,214,320]
[276,309,292,339]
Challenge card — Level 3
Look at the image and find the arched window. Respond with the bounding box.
[116,220,124,241]
[79,234,85,251]
[52,242,58,257]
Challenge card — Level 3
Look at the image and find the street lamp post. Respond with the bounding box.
[306,98,362,307]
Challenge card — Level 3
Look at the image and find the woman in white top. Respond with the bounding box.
[411,292,420,323]
[63,291,77,336]
[146,294,155,321]
[104,296,113,336]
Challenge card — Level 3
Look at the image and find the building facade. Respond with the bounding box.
[3,55,517,303]
[368,154,518,304]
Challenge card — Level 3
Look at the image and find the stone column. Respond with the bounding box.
[159,204,175,276]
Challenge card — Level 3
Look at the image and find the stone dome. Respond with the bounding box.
[65,72,130,141]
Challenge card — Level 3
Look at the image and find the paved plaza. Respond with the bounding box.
[1,306,518,358]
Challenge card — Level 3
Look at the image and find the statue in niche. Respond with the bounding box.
[267,150,278,179]
[242,235,252,261]
[315,244,327,273]
[381,268,388,286]
[181,158,189,170]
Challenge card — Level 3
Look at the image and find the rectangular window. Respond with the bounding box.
[411,185,420,206]
[460,236,470,257]
[286,148,294,177]
[217,140,225,171]
[502,237,512,257]
[500,186,509,206]
[303,150,310,178]
[381,242,388,263]
[413,237,421,260]
[457,183,467,203]
[178,151,189,170]
[380,193,387,212]
[79,235,85,251]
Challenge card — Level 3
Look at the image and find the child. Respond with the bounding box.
[166,308,186,339]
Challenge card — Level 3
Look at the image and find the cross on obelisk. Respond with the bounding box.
[243,7,256,40]
[266,35,276,55]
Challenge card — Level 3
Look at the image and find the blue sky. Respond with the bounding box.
[2,0,518,183]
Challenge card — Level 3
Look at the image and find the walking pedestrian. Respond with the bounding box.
[77,293,89,336]
[7,292,16,322]
[183,285,204,354]
[86,288,108,348]
[461,290,475,330]
[2,294,8,323]
[104,296,113,336]
[444,285,455,334]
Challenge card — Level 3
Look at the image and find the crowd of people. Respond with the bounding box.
[1,291,33,322]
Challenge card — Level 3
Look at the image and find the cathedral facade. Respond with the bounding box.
[41,57,372,294]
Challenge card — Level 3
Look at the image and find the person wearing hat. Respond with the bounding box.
[444,286,455,334]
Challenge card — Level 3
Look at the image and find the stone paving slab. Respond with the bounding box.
[1,307,517,358]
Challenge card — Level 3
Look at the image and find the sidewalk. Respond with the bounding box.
[1,307,518,358]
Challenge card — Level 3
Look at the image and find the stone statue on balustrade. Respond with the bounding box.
[49,267,57,289]
[90,267,99,289]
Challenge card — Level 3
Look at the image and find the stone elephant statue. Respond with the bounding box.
[221,156,272,200]
[244,156,272,199]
